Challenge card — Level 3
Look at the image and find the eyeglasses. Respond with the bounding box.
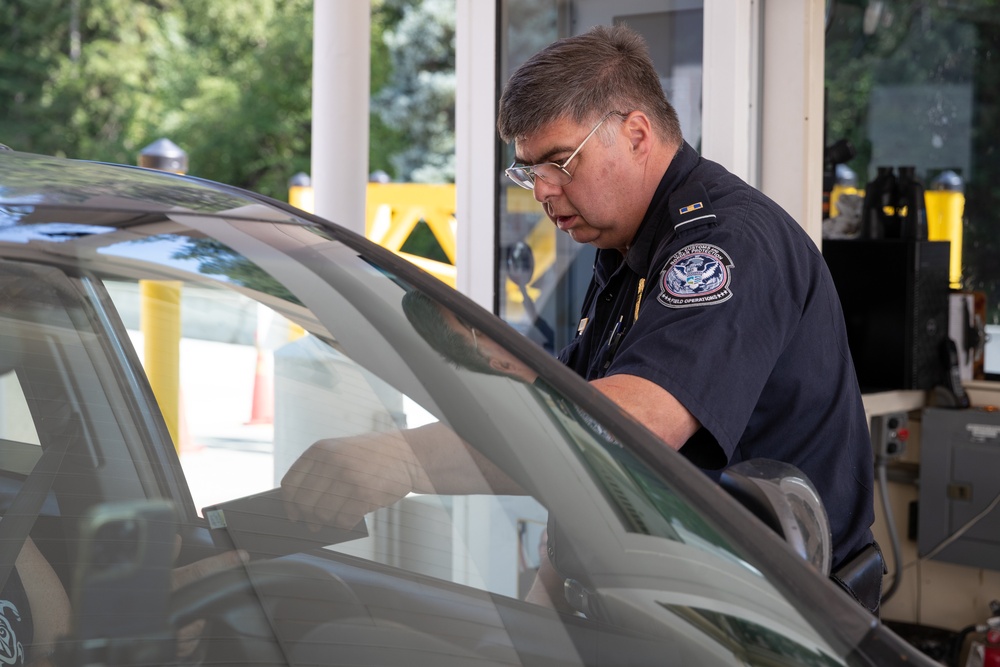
[505,111,626,190]
[453,313,480,353]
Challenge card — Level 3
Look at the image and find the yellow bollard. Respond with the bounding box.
[925,170,965,289]
[140,280,183,451]
[289,172,314,213]
[138,139,188,452]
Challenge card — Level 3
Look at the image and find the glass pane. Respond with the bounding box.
[824,1,1000,377]
[104,281,287,511]
[497,0,705,356]
[0,369,40,448]
[0,147,869,665]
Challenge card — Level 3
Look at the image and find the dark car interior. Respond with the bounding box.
[0,256,700,666]
[0,213,864,667]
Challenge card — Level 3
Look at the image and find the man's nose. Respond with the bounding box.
[532,177,562,203]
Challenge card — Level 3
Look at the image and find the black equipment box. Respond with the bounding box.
[823,239,950,393]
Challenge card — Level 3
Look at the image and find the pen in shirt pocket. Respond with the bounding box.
[603,316,626,369]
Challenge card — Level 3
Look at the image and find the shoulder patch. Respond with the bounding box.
[657,243,734,309]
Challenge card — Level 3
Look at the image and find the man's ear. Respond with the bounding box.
[624,111,654,158]
[489,356,515,373]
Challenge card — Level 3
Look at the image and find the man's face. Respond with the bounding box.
[439,306,535,382]
[513,115,646,253]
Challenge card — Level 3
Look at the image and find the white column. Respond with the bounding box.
[455,0,497,310]
[312,1,371,235]
[759,0,826,245]
[701,0,760,185]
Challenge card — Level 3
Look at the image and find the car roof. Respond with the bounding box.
[0,150,280,217]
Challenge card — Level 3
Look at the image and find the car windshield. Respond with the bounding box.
[0,154,878,667]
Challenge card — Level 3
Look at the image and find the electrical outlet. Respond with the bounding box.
[871,412,909,460]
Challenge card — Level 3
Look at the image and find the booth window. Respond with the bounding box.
[824,2,1000,380]
[496,0,704,355]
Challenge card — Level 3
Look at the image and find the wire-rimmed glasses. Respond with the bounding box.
[505,111,626,190]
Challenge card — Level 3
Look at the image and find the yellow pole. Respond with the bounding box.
[138,139,188,451]
[289,172,315,213]
[140,280,183,450]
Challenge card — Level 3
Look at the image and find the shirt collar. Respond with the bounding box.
[623,141,700,278]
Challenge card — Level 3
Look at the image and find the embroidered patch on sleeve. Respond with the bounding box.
[657,243,734,308]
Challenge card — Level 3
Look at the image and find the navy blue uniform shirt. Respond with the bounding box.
[558,142,875,569]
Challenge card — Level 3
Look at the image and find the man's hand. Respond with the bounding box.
[171,539,248,660]
[280,431,431,530]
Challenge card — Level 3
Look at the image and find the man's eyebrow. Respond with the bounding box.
[514,144,572,166]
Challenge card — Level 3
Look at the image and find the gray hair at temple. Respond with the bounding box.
[497,23,683,148]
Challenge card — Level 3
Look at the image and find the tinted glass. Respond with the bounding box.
[496,0,705,357]
[0,154,873,666]
[825,1,1000,377]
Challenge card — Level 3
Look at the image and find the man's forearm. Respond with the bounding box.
[402,422,525,495]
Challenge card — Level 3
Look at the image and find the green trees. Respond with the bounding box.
[0,0,457,200]
[372,0,455,183]
[0,0,313,199]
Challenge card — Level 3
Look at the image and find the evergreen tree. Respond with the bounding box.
[372,0,456,183]
[0,0,454,198]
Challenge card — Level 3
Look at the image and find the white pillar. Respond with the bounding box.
[312,1,371,235]
[701,0,760,185]
[455,0,496,310]
[759,0,826,245]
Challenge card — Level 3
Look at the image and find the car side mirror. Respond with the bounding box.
[719,459,832,575]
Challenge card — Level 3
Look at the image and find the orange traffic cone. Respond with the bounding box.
[246,345,274,425]
[177,388,202,455]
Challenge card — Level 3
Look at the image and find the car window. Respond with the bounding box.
[0,370,40,448]
[74,227,551,602]
[0,369,42,480]
[105,280,307,511]
[0,208,852,666]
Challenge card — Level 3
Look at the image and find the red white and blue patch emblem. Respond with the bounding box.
[658,243,734,308]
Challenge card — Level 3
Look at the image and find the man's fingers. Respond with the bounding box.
[280,433,419,530]
[172,549,248,590]
[176,619,206,659]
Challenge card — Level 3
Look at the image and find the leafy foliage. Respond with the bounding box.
[372,0,456,183]
[0,0,458,199]
[0,0,313,199]
[171,237,301,304]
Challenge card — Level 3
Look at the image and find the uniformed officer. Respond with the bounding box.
[497,24,881,611]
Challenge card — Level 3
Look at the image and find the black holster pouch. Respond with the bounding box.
[830,541,886,615]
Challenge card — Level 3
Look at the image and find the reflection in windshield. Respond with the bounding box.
[104,234,302,305]
[536,382,737,554]
[666,605,844,667]
[169,237,300,305]
[0,218,115,243]
[404,288,743,561]
[0,199,849,666]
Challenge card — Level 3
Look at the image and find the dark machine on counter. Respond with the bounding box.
[823,165,958,396]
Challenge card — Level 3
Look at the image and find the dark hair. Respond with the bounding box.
[400,290,504,376]
[498,24,682,147]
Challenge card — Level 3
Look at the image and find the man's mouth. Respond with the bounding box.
[553,214,576,231]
